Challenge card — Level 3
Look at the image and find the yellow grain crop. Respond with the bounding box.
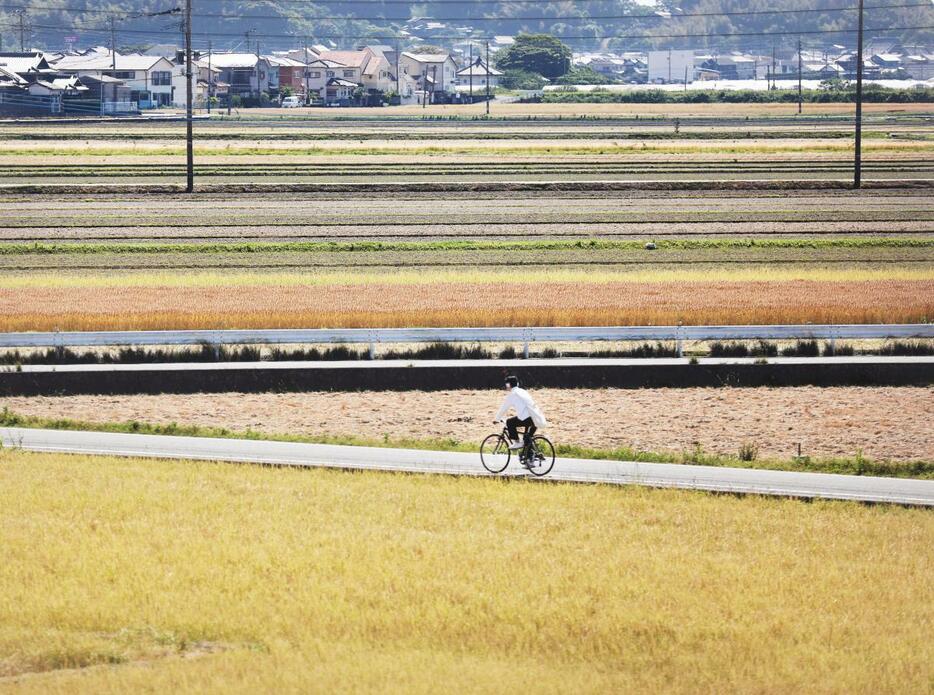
[1,450,932,692]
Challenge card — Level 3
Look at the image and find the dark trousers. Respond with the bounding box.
[506,416,536,444]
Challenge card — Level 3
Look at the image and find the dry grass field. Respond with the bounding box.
[0,275,929,331]
[4,386,931,463]
[1,450,932,693]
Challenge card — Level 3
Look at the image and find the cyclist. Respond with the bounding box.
[494,375,549,451]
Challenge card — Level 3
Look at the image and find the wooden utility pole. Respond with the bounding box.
[394,40,400,102]
[109,17,117,106]
[854,0,865,188]
[207,39,212,113]
[770,42,776,90]
[185,0,193,192]
[303,37,310,105]
[18,11,26,51]
[797,37,803,114]
[485,40,490,116]
[468,42,473,103]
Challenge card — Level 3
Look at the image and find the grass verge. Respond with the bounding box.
[1,408,929,479]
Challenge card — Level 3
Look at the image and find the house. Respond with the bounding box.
[721,54,757,79]
[264,55,308,98]
[202,53,274,100]
[871,52,902,69]
[455,57,502,91]
[834,53,881,79]
[904,54,934,80]
[318,48,393,94]
[399,52,458,100]
[52,51,176,106]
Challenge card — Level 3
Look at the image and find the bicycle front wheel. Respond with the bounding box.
[480,434,511,474]
[527,436,556,477]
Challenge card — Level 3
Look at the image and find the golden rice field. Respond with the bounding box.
[1,450,932,692]
[0,275,930,331]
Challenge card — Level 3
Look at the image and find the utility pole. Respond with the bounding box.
[394,40,400,103]
[468,42,473,103]
[17,11,26,51]
[207,39,212,113]
[303,37,310,105]
[485,40,490,116]
[683,65,688,91]
[797,37,802,114]
[109,16,117,107]
[185,0,193,193]
[854,0,865,189]
[770,42,776,90]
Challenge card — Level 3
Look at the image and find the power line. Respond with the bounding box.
[2,19,929,42]
[1,1,928,22]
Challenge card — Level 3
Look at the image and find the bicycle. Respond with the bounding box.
[480,422,556,477]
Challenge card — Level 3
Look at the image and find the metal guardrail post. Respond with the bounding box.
[676,323,683,357]
[368,330,378,360]
[523,328,531,359]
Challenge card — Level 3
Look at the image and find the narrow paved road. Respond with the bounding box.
[3,427,933,507]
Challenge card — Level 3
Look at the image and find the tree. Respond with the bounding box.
[500,69,547,90]
[415,45,448,54]
[494,34,572,80]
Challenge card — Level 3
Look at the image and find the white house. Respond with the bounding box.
[400,52,458,98]
[52,51,175,106]
[455,57,502,91]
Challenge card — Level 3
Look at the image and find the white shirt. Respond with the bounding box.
[496,387,549,428]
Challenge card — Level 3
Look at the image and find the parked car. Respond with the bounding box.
[281,96,302,108]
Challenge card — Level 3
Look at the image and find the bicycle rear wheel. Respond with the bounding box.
[480,434,511,474]
[526,436,556,477]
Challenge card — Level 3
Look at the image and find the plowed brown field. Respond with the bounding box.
[4,386,931,462]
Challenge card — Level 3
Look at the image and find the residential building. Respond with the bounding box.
[455,57,502,91]
[904,54,934,79]
[265,55,308,98]
[318,48,393,93]
[52,50,175,106]
[204,53,274,99]
[399,52,458,99]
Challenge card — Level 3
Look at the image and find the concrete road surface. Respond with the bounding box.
[2,427,933,507]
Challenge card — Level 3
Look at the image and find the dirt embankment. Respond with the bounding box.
[3,386,931,462]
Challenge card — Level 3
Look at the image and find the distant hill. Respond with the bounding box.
[2,0,932,55]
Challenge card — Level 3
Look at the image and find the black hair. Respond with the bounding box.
[504,375,519,388]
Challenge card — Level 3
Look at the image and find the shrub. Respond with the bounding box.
[782,340,820,357]
[738,442,759,461]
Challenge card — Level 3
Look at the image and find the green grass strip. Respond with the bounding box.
[1,237,931,256]
[1,408,930,480]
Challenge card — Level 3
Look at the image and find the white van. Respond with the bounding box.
[281,96,302,108]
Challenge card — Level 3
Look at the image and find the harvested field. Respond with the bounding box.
[0,246,930,274]
[1,277,931,331]
[4,385,931,463]
[0,110,930,187]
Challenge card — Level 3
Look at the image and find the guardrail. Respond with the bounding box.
[1,324,931,358]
